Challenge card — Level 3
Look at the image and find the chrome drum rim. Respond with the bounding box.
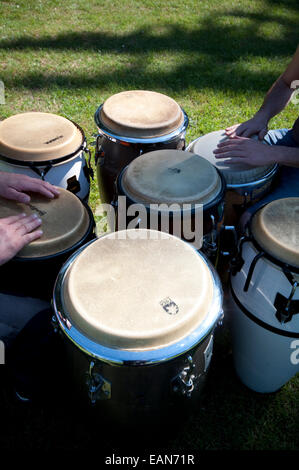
[94,105,189,145]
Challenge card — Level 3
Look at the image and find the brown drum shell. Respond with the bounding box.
[224,175,278,227]
[96,134,186,205]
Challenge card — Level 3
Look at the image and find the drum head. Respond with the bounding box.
[189,130,275,186]
[0,188,90,258]
[251,198,299,268]
[0,112,83,162]
[63,229,214,350]
[98,90,184,138]
[120,149,223,208]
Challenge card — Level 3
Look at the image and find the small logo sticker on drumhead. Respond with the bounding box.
[168,167,181,174]
[160,297,179,315]
[28,204,46,217]
[44,135,63,145]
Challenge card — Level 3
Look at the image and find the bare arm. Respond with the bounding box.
[226,45,299,139]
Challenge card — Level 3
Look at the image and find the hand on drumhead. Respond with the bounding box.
[213,136,279,166]
[0,213,43,265]
[225,115,268,140]
[0,172,60,204]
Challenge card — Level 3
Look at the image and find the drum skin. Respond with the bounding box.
[187,131,278,227]
[52,230,223,424]
[0,112,91,201]
[115,150,226,261]
[94,91,188,205]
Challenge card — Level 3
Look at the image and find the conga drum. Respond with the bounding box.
[52,229,223,424]
[0,188,95,299]
[116,149,226,261]
[94,90,189,204]
[187,130,278,226]
[229,198,299,392]
[0,112,93,201]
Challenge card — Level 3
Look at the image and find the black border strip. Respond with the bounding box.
[230,281,299,338]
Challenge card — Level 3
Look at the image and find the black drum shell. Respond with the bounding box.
[58,324,214,427]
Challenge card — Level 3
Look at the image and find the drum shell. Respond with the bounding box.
[0,150,91,202]
[0,204,95,300]
[224,171,278,226]
[229,240,299,392]
[58,322,215,425]
[96,131,187,205]
[229,290,299,393]
[52,235,223,424]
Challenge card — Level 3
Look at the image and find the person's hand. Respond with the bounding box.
[213,136,279,166]
[0,213,43,265]
[0,172,60,204]
[225,114,269,140]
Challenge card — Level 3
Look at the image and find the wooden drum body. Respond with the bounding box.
[229,198,299,392]
[94,90,189,204]
[0,112,92,201]
[52,229,223,424]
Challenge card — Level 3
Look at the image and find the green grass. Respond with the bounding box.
[0,0,298,453]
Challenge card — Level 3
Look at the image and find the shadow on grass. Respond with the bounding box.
[0,8,298,93]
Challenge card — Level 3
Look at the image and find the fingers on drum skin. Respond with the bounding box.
[25,178,60,197]
[215,150,247,159]
[22,229,43,244]
[0,213,27,225]
[221,158,247,164]
[15,214,42,235]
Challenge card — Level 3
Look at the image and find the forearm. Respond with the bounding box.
[255,75,294,122]
[272,145,299,167]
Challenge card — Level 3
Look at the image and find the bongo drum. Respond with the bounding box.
[116,149,226,261]
[0,112,93,201]
[187,130,278,226]
[52,229,223,423]
[0,188,95,299]
[229,198,299,392]
[94,90,189,204]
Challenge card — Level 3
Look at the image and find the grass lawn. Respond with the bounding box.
[0,0,298,454]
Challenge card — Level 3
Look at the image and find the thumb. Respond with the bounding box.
[258,128,267,140]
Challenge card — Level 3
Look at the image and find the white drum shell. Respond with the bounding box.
[0,150,90,201]
[230,294,299,393]
[230,240,299,392]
